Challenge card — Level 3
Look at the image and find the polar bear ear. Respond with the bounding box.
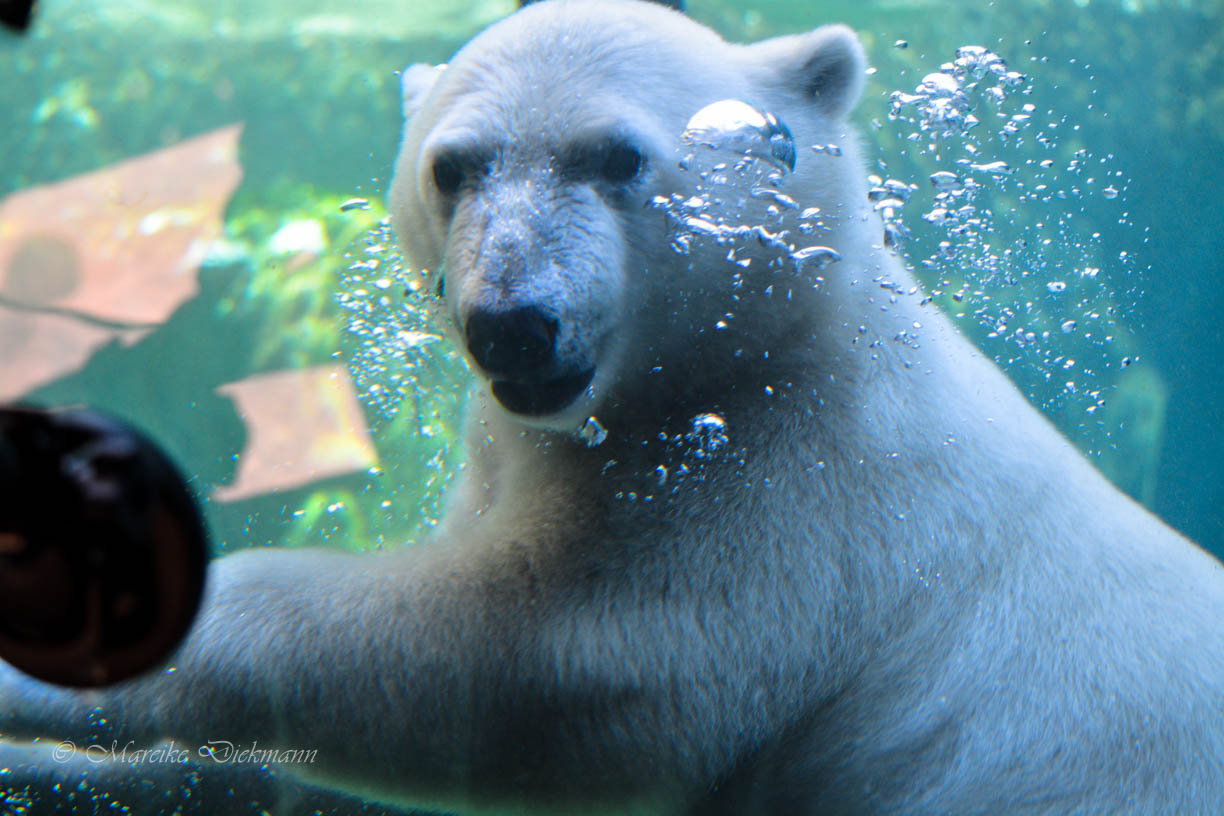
[750,24,867,120]
[400,63,445,120]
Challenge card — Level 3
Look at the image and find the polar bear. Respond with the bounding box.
[3,0,1224,814]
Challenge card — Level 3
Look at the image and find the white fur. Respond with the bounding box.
[3,2,1223,814]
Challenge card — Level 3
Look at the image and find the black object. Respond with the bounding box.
[0,0,37,33]
[0,406,208,687]
[464,305,559,379]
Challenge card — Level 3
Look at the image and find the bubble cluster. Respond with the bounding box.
[889,46,1025,139]
[883,45,1139,416]
[578,415,608,447]
[612,412,735,503]
[685,412,729,459]
[334,214,469,536]
[653,99,838,284]
[335,217,462,421]
[868,175,918,248]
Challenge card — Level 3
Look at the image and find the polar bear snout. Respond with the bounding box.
[464,305,558,379]
[462,303,597,417]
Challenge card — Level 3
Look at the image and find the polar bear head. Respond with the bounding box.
[389,0,869,432]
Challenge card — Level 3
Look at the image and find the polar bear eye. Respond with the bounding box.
[599,142,644,184]
[431,154,467,197]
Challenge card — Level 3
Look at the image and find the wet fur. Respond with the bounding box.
[3,2,1223,814]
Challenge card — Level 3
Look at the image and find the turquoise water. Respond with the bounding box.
[1,1,1221,813]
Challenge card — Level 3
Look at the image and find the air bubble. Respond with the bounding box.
[880,43,1138,422]
[339,198,370,213]
[967,160,1012,176]
[578,416,608,447]
[791,245,842,271]
[929,171,962,190]
[676,413,730,463]
[683,99,796,173]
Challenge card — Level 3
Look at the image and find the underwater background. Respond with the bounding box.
[1,0,1220,567]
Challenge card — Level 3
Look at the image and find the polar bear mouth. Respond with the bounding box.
[491,368,595,416]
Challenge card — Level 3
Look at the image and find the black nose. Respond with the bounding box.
[464,305,559,379]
